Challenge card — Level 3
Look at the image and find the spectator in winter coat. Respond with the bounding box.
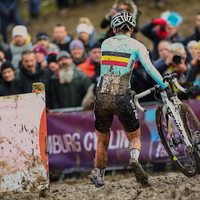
[32,31,59,52]
[76,17,96,53]
[183,12,200,46]
[163,11,184,43]
[77,42,101,78]
[70,40,87,67]
[47,53,59,74]
[187,40,198,59]
[140,17,168,62]
[11,50,52,109]
[51,50,92,109]
[5,25,33,71]
[0,61,15,96]
[0,0,24,43]
[33,45,47,67]
[154,43,193,100]
[52,23,73,52]
[99,0,141,42]
[80,42,101,110]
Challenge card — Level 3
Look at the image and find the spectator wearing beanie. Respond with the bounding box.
[187,40,198,59]
[0,61,16,96]
[32,31,59,52]
[77,42,101,78]
[5,25,33,71]
[47,53,59,74]
[76,17,96,53]
[33,45,47,67]
[70,40,87,67]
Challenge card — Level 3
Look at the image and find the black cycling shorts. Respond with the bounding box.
[94,90,140,133]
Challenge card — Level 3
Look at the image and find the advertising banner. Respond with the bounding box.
[47,100,200,172]
[0,93,49,198]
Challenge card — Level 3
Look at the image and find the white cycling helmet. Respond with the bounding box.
[111,10,136,30]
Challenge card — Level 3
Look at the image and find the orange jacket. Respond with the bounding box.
[77,57,95,78]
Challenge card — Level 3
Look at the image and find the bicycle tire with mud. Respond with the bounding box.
[156,104,200,177]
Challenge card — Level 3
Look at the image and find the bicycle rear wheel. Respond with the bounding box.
[156,105,200,177]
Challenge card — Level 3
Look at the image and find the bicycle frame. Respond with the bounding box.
[133,73,193,149]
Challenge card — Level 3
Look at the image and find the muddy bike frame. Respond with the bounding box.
[133,73,193,151]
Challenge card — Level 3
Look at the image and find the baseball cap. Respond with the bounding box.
[56,50,71,61]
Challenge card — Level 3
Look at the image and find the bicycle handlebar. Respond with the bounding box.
[133,73,187,112]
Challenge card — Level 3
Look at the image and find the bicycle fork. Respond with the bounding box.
[161,95,193,151]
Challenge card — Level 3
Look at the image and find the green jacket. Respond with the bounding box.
[51,67,92,109]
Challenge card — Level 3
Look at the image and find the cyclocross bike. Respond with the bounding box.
[133,73,200,177]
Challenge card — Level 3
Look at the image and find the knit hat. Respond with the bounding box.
[56,50,71,61]
[33,45,46,55]
[91,42,101,50]
[36,31,50,41]
[115,0,133,6]
[12,25,28,39]
[187,40,198,48]
[69,40,85,52]
[47,53,57,64]
[77,23,93,35]
[1,61,15,73]
[161,11,183,27]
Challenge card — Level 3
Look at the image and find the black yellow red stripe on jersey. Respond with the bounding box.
[101,51,131,67]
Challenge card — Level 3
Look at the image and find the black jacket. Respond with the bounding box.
[52,35,73,53]
[183,27,200,46]
[12,62,52,108]
[0,81,14,96]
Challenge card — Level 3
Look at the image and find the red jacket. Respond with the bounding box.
[77,57,95,78]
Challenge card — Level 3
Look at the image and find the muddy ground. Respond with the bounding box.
[2,171,200,200]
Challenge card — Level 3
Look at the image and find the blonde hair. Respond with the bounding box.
[78,17,94,30]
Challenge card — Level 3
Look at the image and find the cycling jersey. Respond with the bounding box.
[97,34,168,94]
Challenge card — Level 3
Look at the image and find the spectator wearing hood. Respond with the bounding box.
[0,61,15,96]
[32,31,59,52]
[5,25,33,71]
[183,12,200,46]
[76,17,96,53]
[70,40,87,67]
[52,23,73,52]
[12,50,52,109]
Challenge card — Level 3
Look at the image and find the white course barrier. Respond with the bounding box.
[0,92,49,198]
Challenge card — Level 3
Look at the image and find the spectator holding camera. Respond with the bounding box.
[154,43,193,100]
[99,0,141,42]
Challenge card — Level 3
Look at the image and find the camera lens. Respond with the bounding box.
[172,53,183,64]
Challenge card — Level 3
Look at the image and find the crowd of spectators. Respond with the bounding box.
[0,0,200,112]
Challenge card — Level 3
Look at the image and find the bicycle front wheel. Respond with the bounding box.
[156,104,200,177]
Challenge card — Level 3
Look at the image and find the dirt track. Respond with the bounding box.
[2,171,200,200]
